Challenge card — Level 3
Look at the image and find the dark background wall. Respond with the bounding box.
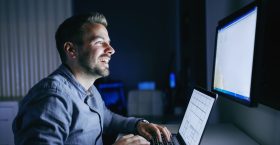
[73,0,178,91]
[73,0,207,110]
[180,0,206,98]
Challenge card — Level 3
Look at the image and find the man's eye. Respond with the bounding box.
[96,41,103,44]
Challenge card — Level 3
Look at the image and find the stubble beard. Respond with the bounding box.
[78,55,110,78]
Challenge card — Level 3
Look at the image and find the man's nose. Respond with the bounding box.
[106,44,115,55]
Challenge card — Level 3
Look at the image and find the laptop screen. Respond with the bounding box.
[178,87,216,145]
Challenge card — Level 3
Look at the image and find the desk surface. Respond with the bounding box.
[164,123,259,145]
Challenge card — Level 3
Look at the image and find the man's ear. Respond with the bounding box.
[64,42,77,59]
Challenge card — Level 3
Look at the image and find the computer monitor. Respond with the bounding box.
[96,81,127,115]
[212,1,259,106]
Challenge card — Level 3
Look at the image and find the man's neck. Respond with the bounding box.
[64,63,98,91]
[75,72,96,91]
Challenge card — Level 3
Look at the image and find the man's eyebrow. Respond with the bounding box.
[89,36,110,43]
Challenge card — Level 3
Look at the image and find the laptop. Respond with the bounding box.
[152,87,217,145]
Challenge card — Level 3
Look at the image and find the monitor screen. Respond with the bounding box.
[212,2,258,106]
[178,87,216,145]
[96,82,127,115]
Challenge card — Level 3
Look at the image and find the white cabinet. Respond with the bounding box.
[0,101,18,145]
[127,90,165,116]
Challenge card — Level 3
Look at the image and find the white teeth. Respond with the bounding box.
[100,57,110,63]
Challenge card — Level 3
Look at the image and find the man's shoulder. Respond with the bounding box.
[33,75,70,93]
[23,74,74,101]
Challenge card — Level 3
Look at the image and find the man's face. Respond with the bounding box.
[77,23,115,78]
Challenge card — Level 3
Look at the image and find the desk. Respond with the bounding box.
[164,123,259,145]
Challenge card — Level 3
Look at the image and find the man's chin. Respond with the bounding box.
[101,72,109,77]
[98,69,110,77]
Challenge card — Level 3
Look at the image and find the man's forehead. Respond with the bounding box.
[92,35,111,42]
[83,24,110,41]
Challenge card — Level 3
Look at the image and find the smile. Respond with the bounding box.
[99,57,110,64]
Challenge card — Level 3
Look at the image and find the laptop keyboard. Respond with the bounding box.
[149,134,174,145]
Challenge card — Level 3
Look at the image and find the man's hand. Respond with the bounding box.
[137,121,171,142]
[114,134,150,145]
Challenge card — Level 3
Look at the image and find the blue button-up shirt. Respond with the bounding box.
[13,64,141,145]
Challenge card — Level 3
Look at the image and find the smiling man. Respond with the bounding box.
[12,12,171,145]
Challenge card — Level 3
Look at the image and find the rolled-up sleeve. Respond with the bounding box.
[102,103,141,135]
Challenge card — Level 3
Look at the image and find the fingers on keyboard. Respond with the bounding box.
[150,134,174,145]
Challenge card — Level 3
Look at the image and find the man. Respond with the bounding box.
[12,12,171,145]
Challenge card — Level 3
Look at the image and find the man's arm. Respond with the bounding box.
[102,106,142,134]
[102,103,171,142]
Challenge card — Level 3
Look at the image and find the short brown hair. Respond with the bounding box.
[55,12,108,62]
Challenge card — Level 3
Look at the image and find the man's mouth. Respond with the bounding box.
[100,57,110,63]
[99,56,111,68]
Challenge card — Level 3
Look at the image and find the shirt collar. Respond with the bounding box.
[55,64,96,100]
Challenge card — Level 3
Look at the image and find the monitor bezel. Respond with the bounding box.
[211,1,260,107]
